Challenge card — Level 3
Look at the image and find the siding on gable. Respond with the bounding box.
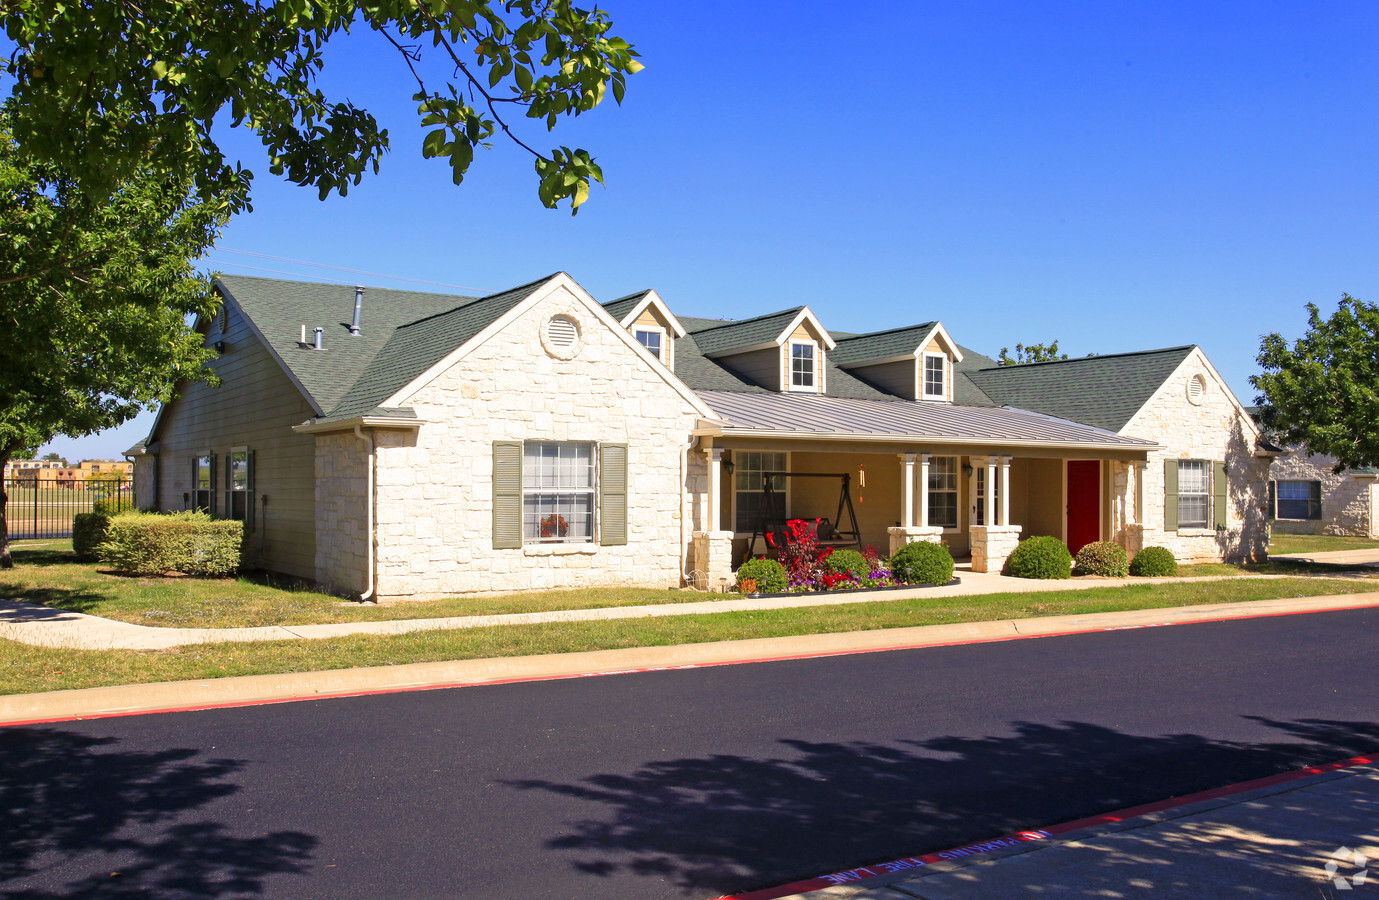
[151,303,319,579]
[721,347,782,391]
[850,358,917,399]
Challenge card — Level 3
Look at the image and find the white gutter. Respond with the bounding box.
[292,415,426,435]
[352,425,376,603]
[692,426,1160,453]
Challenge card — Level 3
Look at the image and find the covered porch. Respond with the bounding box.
[688,390,1158,584]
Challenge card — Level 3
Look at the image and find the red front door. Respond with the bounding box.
[1066,460,1100,555]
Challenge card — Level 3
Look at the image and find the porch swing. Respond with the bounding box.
[743,471,863,562]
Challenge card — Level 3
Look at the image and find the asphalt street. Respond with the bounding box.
[2,607,1377,899]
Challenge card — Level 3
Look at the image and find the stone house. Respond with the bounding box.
[127,272,1276,599]
[1265,448,1378,537]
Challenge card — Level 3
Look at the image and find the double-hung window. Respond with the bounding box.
[1276,480,1321,520]
[927,456,959,528]
[789,341,816,390]
[192,455,213,512]
[922,354,946,400]
[523,442,595,542]
[225,447,253,528]
[1177,460,1210,528]
[735,451,788,532]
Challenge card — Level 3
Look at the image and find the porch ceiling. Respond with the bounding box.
[695,389,1158,451]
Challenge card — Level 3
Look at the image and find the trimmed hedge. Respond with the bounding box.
[1073,541,1129,577]
[1007,536,1073,579]
[735,556,788,593]
[1130,546,1178,577]
[890,541,955,586]
[97,511,243,576]
[72,512,114,560]
[824,548,870,579]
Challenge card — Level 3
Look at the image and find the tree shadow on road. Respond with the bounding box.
[0,727,315,898]
[504,716,1379,898]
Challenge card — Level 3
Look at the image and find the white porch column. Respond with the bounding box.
[999,456,1011,526]
[919,453,931,527]
[900,453,917,527]
[707,448,724,532]
[985,458,997,527]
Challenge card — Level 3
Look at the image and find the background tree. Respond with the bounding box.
[1252,294,1379,472]
[997,341,1070,366]
[40,452,64,464]
[2,0,641,214]
[0,111,225,567]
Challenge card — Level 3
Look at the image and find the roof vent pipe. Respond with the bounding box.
[313,327,324,350]
[300,325,306,344]
[350,285,364,335]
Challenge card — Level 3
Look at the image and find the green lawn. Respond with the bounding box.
[2,540,1377,696]
[0,540,716,628]
[1268,533,1379,555]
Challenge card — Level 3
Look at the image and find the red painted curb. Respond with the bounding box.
[3,598,1378,729]
[712,753,1377,900]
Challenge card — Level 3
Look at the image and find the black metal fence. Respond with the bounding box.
[3,477,134,539]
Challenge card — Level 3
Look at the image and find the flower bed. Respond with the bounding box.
[736,518,958,596]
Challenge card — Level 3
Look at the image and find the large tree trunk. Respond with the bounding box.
[0,449,11,569]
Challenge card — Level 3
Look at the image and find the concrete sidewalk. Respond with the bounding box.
[0,566,1367,650]
[1271,548,1379,568]
[772,761,1379,899]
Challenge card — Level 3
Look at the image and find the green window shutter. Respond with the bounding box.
[1212,460,1228,529]
[247,449,256,531]
[209,453,217,516]
[1163,460,1179,531]
[1267,481,1276,520]
[1309,480,1323,520]
[600,443,628,546]
[493,442,523,549]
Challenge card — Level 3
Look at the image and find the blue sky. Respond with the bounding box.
[30,0,1379,461]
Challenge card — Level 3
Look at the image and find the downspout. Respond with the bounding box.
[353,425,376,603]
[680,434,700,585]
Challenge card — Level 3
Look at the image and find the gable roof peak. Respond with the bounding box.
[975,344,1198,372]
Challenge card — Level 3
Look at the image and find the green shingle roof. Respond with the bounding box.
[687,308,805,355]
[964,346,1196,432]
[601,291,650,322]
[215,273,554,421]
[830,323,938,365]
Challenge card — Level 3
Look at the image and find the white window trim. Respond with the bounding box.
[730,450,791,535]
[923,454,961,532]
[921,351,949,402]
[1275,479,1317,521]
[787,339,821,393]
[633,324,669,365]
[521,441,597,545]
[1177,459,1210,530]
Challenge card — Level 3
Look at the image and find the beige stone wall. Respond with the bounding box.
[1123,352,1269,563]
[314,431,369,597]
[1269,449,1376,536]
[363,284,703,599]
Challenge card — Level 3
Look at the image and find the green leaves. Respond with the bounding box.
[1252,295,1379,471]
[2,0,641,214]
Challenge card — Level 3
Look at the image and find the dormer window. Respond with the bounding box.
[634,326,666,363]
[790,340,817,390]
[923,353,947,400]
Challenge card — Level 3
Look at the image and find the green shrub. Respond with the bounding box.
[889,541,955,585]
[97,511,244,576]
[735,557,788,593]
[72,511,114,560]
[1130,546,1178,577]
[1073,541,1129,577]
[824,548,869,579]
[1007,536,1072,579]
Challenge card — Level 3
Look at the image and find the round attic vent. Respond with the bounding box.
[1187,373,1207,405]
[542,314,582,359]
